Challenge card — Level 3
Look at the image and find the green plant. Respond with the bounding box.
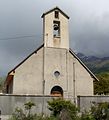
[9,107,26,120]
[80,111,95,120]
[48,98,79,120]
[9,100,109,120]
[94,72,109,95]
[9,101,36,120]
[24,101,36,118]
[35,116,57,120]
[91,102,109,120]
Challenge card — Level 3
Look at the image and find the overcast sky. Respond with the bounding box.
[0,0,109,76]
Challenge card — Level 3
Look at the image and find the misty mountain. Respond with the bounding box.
[77,53,109,74]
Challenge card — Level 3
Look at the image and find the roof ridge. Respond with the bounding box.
[41,6,69,19]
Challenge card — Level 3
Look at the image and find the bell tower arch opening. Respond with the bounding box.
[53,21,60,37]
[42,6,69,49]
[50,86,63,97]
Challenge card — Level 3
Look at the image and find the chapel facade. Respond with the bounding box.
[4,7,98,102]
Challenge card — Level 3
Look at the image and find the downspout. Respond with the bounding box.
[42,16,45,96]
[66,50,68,92]
[73,62,76,104]
[42,47,45,96]
[42,16,45,116]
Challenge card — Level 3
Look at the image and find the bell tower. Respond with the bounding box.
[42,7,69,49]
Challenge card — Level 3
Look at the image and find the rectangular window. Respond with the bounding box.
[53,21,60,37]
[55,11,59,19]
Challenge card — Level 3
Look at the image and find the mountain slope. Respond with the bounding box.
[77,53,109,74]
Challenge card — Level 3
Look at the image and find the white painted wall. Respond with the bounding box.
[68,53,94,97]
[12,48,43,95]
[44,47,68,98]
[10,47,93,100]
[43,10,69,49]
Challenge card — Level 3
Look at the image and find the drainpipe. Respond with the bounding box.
[42,80,45,116]
[73,62,76,104]
[42,16,46,115]
[43,47,45,95]
[66,50,68,93]
[42,16,47,96]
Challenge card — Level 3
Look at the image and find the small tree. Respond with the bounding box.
[94,73,109,95]
[91,102,109,120]
[9,101,36,120]
[48,98,79,120]
[9,107,25,120]
[24,101,36,118]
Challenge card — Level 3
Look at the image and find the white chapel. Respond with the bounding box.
[4,7,98,102]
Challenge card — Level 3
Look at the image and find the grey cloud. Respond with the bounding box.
[0,0,109,76]
[71,12,109,57]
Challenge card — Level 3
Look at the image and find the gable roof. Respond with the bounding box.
[69,48,99,81]
[8,44,44,75]
[41,6,69,19]
[5,44,44,85]
[5,45,98,85]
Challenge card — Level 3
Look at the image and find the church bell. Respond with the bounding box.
[54,24,59,30]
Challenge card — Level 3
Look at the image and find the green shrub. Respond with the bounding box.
[9,100,109,120]
[91,102,109,120]
[94,73,109,95]
[48,98,79,120]
[9,101,37,120]
[8,101,57,120]
[80,111,95,120]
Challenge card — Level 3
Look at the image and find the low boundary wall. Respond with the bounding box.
[1,95,109,119]
[0,94,57,119]
[77,96,109,111]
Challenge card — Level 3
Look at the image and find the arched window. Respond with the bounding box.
[50,86,63,97]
